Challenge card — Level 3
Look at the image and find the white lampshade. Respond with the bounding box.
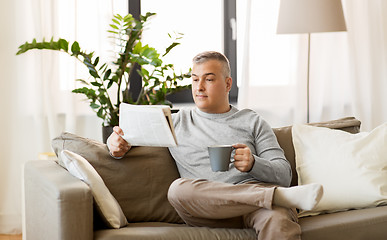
[277,0,347,34]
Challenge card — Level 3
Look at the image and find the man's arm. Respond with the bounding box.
[232,142,291,187]
[249,120,292,187]
[248,154,292,187]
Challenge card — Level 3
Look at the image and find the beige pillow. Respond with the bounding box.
[273,117,361,186]
[292,123,387,217]
[52,132,183,224]
[60,150,128,228]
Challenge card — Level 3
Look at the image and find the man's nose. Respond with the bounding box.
[196,79,204,91]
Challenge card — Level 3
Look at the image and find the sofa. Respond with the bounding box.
[23,117,387,240]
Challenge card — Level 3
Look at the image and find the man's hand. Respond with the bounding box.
[107,126,131,158]
[232,143,254,172]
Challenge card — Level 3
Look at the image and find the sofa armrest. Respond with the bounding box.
[24,160,93,240]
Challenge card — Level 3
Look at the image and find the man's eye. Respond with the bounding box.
[192,78,199,82]
[206,79,213,81]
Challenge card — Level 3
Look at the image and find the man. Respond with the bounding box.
[107,51,323,240]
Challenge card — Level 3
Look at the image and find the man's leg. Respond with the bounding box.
[168,178,317,239]
[167,178,275,228]
[244,206,301,240]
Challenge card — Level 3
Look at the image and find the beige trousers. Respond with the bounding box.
[167,178,301,240]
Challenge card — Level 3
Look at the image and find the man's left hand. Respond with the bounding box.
[232,143,254,172]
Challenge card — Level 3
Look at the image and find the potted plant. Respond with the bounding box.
[16,12,191,142]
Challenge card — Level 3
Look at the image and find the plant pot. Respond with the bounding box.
[102,126,113,144]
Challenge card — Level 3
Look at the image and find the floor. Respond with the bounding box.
[0,235,22,240]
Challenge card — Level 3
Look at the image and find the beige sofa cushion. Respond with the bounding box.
[52,132,183,225]
[95,222,256,240]
[272,117,361,186]
[299,205,387,240]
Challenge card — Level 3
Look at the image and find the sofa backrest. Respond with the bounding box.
[272,117,361,186]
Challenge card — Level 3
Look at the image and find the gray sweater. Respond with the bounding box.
[169,106,292,186]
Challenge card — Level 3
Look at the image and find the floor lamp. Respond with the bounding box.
[276,0,347,123]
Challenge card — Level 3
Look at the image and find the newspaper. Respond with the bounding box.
[119,103,178,147]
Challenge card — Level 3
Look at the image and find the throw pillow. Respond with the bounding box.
[60,150,128,229]
[292,123,387,217]
[52,132,183,224]
[273,117,361,186]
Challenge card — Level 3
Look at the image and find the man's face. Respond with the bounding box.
[191,60,232,113]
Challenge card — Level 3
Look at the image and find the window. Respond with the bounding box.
[129,0,237,103]
[57,0,128,91]
[236,0,299,87]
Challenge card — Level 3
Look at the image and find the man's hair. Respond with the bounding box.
[192,51,231,78]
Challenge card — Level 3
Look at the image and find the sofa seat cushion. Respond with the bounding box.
[94,222,256,240]
[299,205,387,240]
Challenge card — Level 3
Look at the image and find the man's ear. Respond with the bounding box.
[226,77,232,92]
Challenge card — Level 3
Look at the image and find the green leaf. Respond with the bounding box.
[94,57,99,66]
[112,19,120,25]
[89,69,99,78]
[58,39,69,52]
[115,14,123,21]
[103,69,112,80]
[163,42,180,57]
[151,58,162,67]
[72,87,97,98]
[141,67,149,77]
[133,42,142,54]
[99,63,107,71]
[132,56,149,65]
[107,80,114,89]
[91,81,102,87]
[110,24,119,30]
[141,12,156,22]
[90,103,100,109]
[71,41,80,54]
[123,14,133,22]
[97,107,104,118]
[142,47,158,60]
[75,79,89,85]
[111,75,119,83]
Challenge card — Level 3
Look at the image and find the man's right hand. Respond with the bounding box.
[107,126,131,158]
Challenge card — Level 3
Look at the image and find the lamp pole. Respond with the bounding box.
[276,0,347,123]
[307,33,311,123]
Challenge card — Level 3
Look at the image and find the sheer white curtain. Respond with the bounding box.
[0,0,127,234]
[237,0,387,131]
[342,0,387,130]
[237,0,308,127]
